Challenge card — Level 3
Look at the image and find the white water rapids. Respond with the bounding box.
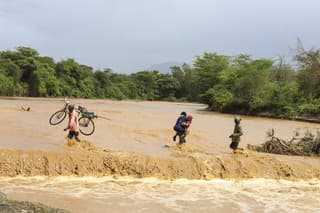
[1,176,319,212]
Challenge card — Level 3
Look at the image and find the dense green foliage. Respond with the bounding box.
[1,46,320,118]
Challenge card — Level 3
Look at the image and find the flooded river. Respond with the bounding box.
[0,176,319,213]
[0,98,318,156]
[0,98,319,212]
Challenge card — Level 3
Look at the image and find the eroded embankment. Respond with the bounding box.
[0,141,319,180]
[0,191,69,213]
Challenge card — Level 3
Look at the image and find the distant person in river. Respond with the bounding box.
[21,106,31,111]
[173,111,187,142]
[229,116,243,153]
[64,104,80,142]
[173,112,193,144]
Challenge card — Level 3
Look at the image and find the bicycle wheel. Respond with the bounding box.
[49,110,67,125]
[79,117,95,136]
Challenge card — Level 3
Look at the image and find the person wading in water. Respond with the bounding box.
[64,105,80,142]
[173,112,193,144]
[229,116,243,153]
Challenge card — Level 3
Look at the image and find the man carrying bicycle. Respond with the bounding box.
[64,105,81,142]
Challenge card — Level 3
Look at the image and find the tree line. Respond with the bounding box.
[0,45,320,118]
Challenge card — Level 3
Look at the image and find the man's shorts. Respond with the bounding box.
[68,131,79,139]
[229,141,239,150]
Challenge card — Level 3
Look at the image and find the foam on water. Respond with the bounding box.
[0,176,319,212]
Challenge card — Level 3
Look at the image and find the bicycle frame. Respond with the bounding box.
[50,98,98,135]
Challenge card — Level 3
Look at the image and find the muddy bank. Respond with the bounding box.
[0,141,319,180]
[255,112,320,124]
[205,108,320,124]
[0,191,68,212]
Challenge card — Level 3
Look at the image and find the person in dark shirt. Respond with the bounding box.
[173,112,193,144]
[229,116,243,153]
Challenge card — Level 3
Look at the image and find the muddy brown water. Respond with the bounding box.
[1,177,319,213]
[0,98,319,212]
[0,97,318,156]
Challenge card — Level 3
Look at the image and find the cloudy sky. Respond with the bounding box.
[0,0,319,73]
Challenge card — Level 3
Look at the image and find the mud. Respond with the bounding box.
[0,191,68,212]
[0,141,319,180]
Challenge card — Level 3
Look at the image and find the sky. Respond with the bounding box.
[0,0,319,73]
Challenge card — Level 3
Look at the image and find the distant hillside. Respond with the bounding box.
[147,61,182,73]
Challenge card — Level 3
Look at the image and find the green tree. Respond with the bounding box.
[157,74,180,100]
[171,63,199,101]
[0,72,14,95]
[295,48,320,100]
[194,52,230,94]
[232,58,273,111]
[131,71,159,100]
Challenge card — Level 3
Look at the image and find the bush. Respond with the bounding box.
[162,96,177,102]
[298,103,320,116]
[283,105,297,118]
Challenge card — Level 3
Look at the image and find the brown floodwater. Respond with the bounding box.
[0,97,319,212]
[1,177,319,213]
[0,97,319,156]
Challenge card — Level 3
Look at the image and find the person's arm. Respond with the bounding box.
[181,121,188,128]
[187,121,191,128]
[64,113,72,131]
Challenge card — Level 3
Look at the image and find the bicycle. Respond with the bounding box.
[49,99,98,136]
[49,98,70,125]
[77,106,97,136]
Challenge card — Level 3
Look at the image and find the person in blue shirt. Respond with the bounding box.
[173,112,193,144]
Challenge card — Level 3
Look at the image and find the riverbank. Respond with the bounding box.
[0,191,68,212]
[204,107,320,124]
[255,112,320,124]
